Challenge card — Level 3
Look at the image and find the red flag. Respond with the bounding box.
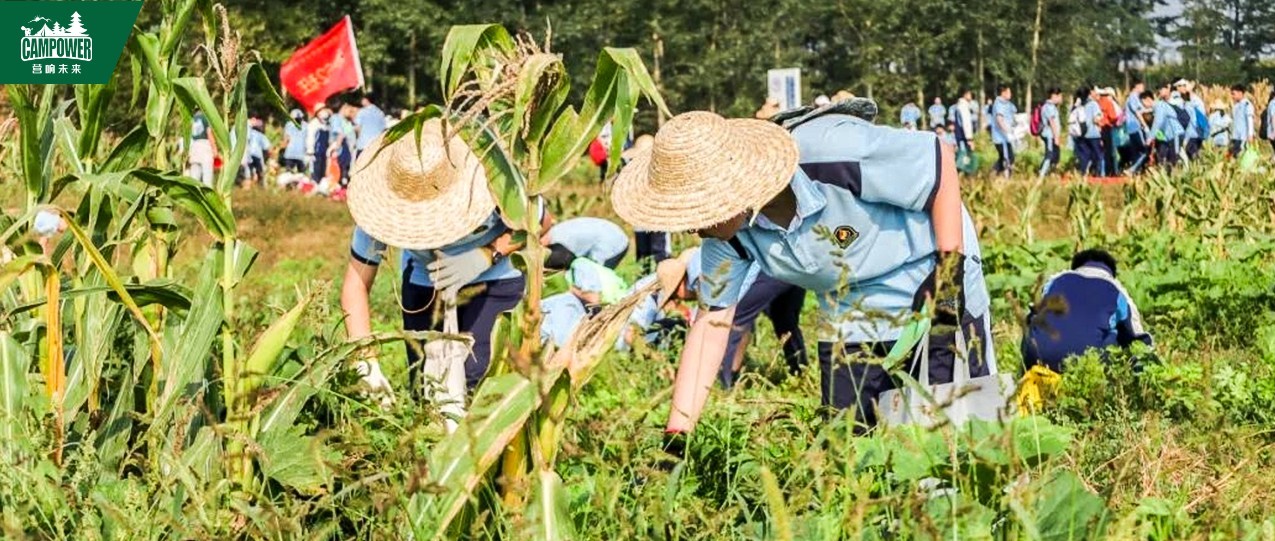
[280,15,364,114]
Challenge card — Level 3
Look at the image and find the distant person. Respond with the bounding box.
[1075,86,1104,176]
[281,109,308,173]
[541,216,630,270]
[928,97,947,129]
[991,85,1017,177]
[1121,81,1149,174]
[330,103,357,185]
[541,259,630,348]
[1264,95,1275,156]
[306,107,333,184]
[899,101,922,129]
[1150,85,1182,168]
[1176,80,1207,161]
[187,110,215,187]
[1230,84,1256,158]
[245,117,271,187]
[953,91,975,158]
[814,94,831,107]
[1023,249,1152,373]
[1038,88,1062,178]
[1096,87,1122,174]
[354,92,387,159]
[617,248,702,353]
[1209,100,1232,149]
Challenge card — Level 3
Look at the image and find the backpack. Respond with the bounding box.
[1068,106,1088,137]
[1029,103,1044,137]
[1171,104,1191,130]
[1194,107,1210,139]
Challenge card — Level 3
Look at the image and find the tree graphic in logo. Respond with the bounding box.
[22,12,89,37]
[20,11,93,65]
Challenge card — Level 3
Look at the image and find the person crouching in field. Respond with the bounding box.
[616,248,703,353]
[541,216,630,270]
[1022,249,1152,373]
[611,109,997,443]
[340,119,550,401]
[541,258,629,349]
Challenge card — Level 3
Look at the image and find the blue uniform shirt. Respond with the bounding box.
[355,104,388,151]
[546,217,629,263]
[900,104,922,127]
[927,104,947,128]
[1232,99,1253,141]
[1151,100,1181,142]
[1023,262,1152,372]
[991,97,1017,144]
[247,128,271,160]
[283,122,307,160]
[1083,99,1103,139]
[1040,102,1059,140]
[541,293,587,348]
[698,115,991,345]
[1124,94,1144,136]
[1266,101,1275,140]
[349,211,521,287]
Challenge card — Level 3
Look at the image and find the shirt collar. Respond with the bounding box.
[753,170,825,233]
[1079,261,1114,277]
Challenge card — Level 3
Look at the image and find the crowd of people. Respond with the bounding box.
[315,86,1178,463]
[900,80,1275,179]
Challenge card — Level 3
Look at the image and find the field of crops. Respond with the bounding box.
[4,7,1275,541]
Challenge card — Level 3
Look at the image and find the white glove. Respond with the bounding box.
[33,210,64,238]
[427,248,494,299]
[354,359,394,408]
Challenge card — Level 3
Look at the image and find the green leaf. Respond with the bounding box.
[130,169,236,241]
[513,54,567,143]
[53,116,85,176]
[144,81,172,142]
[0,255,43,298]
[172,77,230,154]
[60,212,161,352]
[523,469,575,541]
[132,33,168,91]
[76,83,117,160]
[160,0,202,58]
[258,428,334,495]
[100,126,151,174]
[1032,471,1107,541]
[217,73,252,194]
[438,24,515,99]
[411,372,542,539]
[7,85,59,205]
[151,250,222,434]
[248,63,290,124]
[64,294,122,420]
[0,331,31,446]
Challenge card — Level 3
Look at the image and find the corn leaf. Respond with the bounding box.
[151,249,222,435]
[439,24,515,99]
[60,212,162,356]
[0,331,30,446]
[7,85,59,205]
[160,0,203,58]
[64,294,122,420]
[0,255,43,298]
[411,372,543,539]
[217,74,251,194]
[130,169,236,241]
[513,54,567,143]
[76,83,117,160]
[522,469,575,541]
[53,116,85,177]
[132,33,168,91]
[258,428,335,495]
[100,126,151,174]
[172,77,229,155]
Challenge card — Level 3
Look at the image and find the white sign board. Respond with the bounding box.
[767,68,802,112]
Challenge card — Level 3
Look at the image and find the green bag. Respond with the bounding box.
[1239,146,1262,173]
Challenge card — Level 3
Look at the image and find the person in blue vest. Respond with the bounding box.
[541,216,630,270]
[306,106,333,184]
[1209,100,1232,149]
[1264,95,1275,156]
[1023,249,1152,372]
[1038,88,1063,178]
[991,85,1017,178]
[341,119,548,400]
[281,109,309,173]
[541,259,629,348]
[900,102,923,130]
[1175,80,1207,161]
[611,109,996,439]
[617,248,703,353]
[928,98,947,130]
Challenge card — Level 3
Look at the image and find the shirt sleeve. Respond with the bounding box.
[698,238,758,309]
[350,226,387,266]
[855,126,941,211]
[1114,290,1153,348]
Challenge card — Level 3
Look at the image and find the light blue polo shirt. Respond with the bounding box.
[355,104,387,151]
[546,217,629,263]
[283,122,307,160]
[1232,99,1253,141]
[248,129,271,160]
[928,104,946,127]
[1040,102,1059,140]
[349,210,521,287]
[991,97,1017,144]
[1124,94,1144,136]
[900,104,922,127]
[1151,100,1182,142]
[1083,99,1103,139]
[1266,101,1275,140]
[541,293,587,348]
[698,115,990,345]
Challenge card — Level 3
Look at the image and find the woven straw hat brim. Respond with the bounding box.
[347,127,495,250]
[610,117,798,232]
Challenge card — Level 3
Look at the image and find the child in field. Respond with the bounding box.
[541,258,629,348]
[1022,249,1152,373]
[617,248,702,352]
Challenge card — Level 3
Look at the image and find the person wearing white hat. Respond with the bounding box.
[341,119,547,400]
[612,110,994,439]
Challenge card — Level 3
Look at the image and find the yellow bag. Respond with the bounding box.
[1016,365,1062,414]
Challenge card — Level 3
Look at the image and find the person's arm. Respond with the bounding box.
[665,305,737,432]
[1114,290,1152,348]
[931,143,963,253]
[340,259,378,342]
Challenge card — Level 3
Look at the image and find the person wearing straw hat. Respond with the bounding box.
[617,248,703,352]
[341,118,547,398]
[1209,99,1232,149]
[612,110,994,439]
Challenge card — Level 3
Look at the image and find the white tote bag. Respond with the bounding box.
[421,303,470,434]
[878,323,1016,428]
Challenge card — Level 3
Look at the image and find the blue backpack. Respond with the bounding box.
[1193,107,1209,138]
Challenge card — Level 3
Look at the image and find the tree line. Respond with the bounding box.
[144,0,1274,125]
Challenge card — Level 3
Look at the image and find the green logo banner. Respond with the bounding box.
[3,1,143,84]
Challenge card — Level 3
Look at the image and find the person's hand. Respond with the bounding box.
[427,248,494,299]
[354,359,394,408]
[913,252,966,327]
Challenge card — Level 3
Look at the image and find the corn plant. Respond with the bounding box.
[377,24,669,539]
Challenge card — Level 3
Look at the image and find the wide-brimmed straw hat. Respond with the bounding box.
[656,247,702,307]
[611,111,798,232]
[622,134,654,161]
[347,119,494,249]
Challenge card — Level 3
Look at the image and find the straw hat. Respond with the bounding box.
[346,119,494,249]
[656,247,702,307]
[755,98,781,120]
[622,134,654,161]
[611,111,798,232]
[832,90,855,102]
